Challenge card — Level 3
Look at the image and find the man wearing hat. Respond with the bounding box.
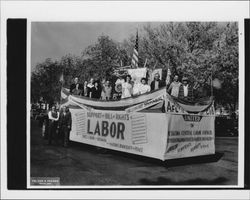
[178,77,193,100]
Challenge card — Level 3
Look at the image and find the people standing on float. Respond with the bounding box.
[87,78,94,97]
[100,79,106,100]
[103,80,112,100]
[121,75,133,99]
[138,78,151,95]
[178,77,193,101]
[91,81,102,99]
[132,77,141,96]
[167,75,181,97]
[70,77,83,95]
[82,80,88,97]
[150,73,166,91]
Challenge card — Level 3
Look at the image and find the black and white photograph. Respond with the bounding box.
[1,1,249,199]
[30,21,239,186]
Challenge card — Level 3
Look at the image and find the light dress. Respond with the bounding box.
[121,82,132,99]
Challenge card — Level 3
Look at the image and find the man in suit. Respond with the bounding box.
[48,105,59,145]
[90,81,102,99]
[58,106,72,147]
[150,73,166,91]
[178,77,193,101]
[70,77,83,96]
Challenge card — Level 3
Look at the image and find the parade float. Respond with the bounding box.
[60,67,215,161]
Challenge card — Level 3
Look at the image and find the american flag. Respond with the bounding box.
[131,31,139,68]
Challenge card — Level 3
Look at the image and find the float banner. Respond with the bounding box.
[165,93,215,115]
[164,94,215,159]
[164,114,215,159]
[128,68,147,84]
[69,108,169,160]
[125,94,165,113]
[67,93,215,160]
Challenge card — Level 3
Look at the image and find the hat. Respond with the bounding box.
[182,77,188,81]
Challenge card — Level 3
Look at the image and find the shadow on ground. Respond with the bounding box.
[163,152,224,168]
[140,177,228,185]
[69,141,224,168]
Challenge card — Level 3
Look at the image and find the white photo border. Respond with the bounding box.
[1,0,249,199]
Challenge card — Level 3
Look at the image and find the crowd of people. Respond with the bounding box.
[70,74,158,100]
[45,72,211,147]
[69,72,210,101]
[69,72,171,101]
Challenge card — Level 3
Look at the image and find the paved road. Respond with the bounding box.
[30,120,238,186]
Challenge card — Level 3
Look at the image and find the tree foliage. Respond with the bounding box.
[138,22,238,109]
[31,58,62,104]
[31,22,238,110]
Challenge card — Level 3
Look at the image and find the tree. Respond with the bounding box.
[31,22,238,111]
[82,35,122,80]
[138,22,238,111]
[31,58,62,105]
[59,54,83,87]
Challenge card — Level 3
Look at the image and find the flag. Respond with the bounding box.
[131,31,139,68]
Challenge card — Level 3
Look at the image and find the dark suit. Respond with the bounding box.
[86,85,94,97]
[70,83,83,95]
[150,80,166,91]
[178,84,193,101]
[58,111,72,147]
[48,111,59,145]
[91,87,101,99]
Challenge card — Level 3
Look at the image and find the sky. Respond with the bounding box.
[31,22,155,71]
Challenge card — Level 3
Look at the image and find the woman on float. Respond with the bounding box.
[121,75,133,99]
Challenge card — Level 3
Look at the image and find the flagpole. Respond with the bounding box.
[211,71,213,97]
[153,61,158,69]
[59,67,65,108]
[143,58,148,68]
[136,29,138,68]
[210,64,214,97]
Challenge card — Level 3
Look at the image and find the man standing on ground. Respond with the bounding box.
[58,106,72,147]
[48,105,59,145]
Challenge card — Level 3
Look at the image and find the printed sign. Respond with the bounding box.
[125,94,165,113]
[69,108,172,160]
[70,109,148,154]
[66,93,215,161]
[128,68,147,84]
[130,113,148,144]
[164,113,215,159]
